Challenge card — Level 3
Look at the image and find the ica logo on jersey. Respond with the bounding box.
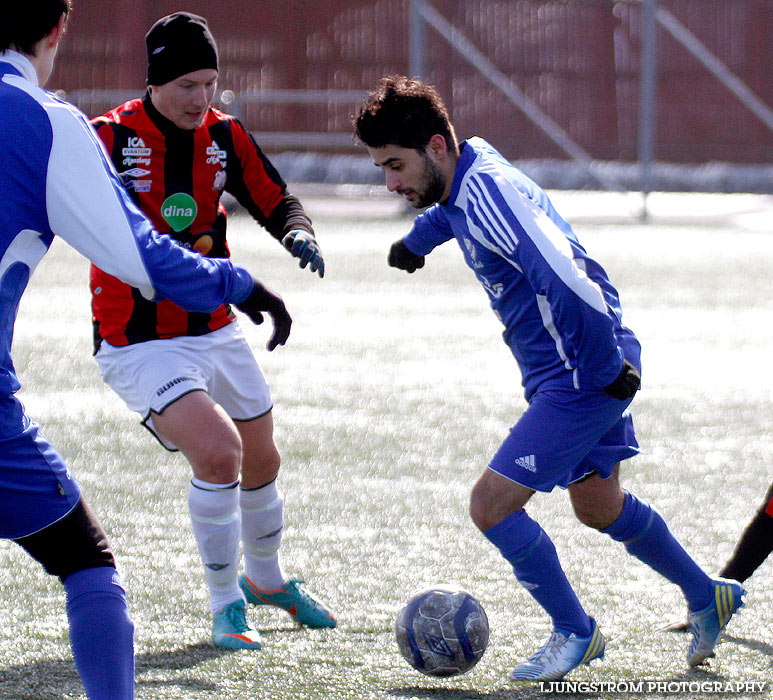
[122,136,152,166]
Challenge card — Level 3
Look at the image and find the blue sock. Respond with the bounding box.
[484,510,593,637]
[64,567,135,700]
[602,491,713,611]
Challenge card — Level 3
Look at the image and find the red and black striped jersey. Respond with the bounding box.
[90,94,312,349]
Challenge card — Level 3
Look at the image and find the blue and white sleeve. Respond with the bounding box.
[474,172,623,387]
[44,99,253,309]
[403,205,454,256]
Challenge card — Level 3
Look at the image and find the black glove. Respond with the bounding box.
[282,230,324,278]
[235,279,292,351]
[603,360,640,400]
[388,239,425,273]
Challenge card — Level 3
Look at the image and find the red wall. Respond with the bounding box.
[50,0,773,163]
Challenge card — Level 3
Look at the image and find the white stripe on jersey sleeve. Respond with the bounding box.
[466,174,517,253]
[41,93,156,300]
[482,172,608,314]
[0,230,48,280]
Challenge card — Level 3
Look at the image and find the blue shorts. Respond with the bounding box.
[488,387,639,492]
[0,405,80,539]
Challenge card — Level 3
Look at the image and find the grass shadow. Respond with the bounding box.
[0,657,82,700]
[723,634,773,658]
[135,640,230,671]
[388,686,546,700]
[0,641,266,699]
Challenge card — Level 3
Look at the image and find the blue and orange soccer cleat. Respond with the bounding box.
[211,599,262,650]
[509,617,605,682]
[687,578,746,666]
[239,574,337,629]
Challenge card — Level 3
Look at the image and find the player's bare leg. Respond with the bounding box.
[236,412,336,629]
[469,468,533,530]
[567,465,625,530]
[152,390,262,648]
[235,412,284,591]
[152,389,242,482]
[237,411,280,489]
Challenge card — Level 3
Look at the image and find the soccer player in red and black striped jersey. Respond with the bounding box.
[663,481,773,633]
[90,12,335,650]
[720,482,773,583]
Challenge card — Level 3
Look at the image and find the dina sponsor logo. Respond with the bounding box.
[161,193,198,232]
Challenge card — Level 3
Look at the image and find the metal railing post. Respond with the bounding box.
[417,1,627,193]
[638,0,658,221]
[410,0,426,80]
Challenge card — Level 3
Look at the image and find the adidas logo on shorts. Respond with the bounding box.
[514,455,536,472]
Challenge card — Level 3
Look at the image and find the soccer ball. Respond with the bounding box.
[395,584,489,677]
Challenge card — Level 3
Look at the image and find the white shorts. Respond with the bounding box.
[95,322,272,450]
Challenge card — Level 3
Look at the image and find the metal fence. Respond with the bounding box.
[52,0,773,167]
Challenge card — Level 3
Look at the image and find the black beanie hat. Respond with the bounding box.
[146,12,218,86]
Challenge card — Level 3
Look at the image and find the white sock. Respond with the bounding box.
[188,478,244,615]
[240,480,287,591]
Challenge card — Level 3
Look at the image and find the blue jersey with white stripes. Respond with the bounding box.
[404,137,640,399]
[0,51,254,436]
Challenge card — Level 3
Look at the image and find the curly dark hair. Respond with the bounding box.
[0,0,70,55]
[354,75,458,155]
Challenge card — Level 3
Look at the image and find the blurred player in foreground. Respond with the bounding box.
[89,12,335,650]
[0,2,291,697]
[354,76,745,682]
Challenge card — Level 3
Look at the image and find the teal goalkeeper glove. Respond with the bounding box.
[282,230,324,278]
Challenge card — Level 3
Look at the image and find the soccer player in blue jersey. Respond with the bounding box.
[354,76,745,681]
[1,3,289,698]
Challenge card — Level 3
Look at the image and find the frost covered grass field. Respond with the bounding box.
[1,191,771,700]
